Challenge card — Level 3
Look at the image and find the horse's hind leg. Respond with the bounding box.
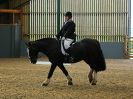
[84,60,97,85]
[88,69,93,83]
[88,69,97,85]
[91,70,97,85]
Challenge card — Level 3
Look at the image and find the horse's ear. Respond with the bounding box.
[25,42,32,47]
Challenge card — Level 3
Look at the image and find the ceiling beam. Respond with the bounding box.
[0,9,22,13]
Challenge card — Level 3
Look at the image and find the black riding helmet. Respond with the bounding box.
[64,11,72,18]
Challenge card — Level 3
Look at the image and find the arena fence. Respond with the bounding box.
[30,0,129,42]
[10,0,129,42]
[8,0,132,58]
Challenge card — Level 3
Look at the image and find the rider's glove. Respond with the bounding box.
[54,35,57,38]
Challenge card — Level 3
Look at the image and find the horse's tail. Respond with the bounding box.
[95,41,106,72]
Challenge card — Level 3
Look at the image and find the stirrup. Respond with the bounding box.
[64,55,74,63]
[69,57,74,63]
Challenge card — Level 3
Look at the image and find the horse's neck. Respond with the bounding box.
[38,38,58,54]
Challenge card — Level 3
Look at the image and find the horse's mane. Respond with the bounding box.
[33,38,58,50]
[36,38,56,42]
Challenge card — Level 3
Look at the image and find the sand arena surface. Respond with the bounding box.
[0,58,133,99]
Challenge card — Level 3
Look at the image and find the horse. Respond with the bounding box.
[25,38,106,86]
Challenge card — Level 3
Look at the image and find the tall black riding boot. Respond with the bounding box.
[66,47,74,62]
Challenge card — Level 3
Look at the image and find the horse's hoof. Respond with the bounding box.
[68,81,73,85]
[91,80,97,85]
[42,83,48,86]
[91,82,96,85]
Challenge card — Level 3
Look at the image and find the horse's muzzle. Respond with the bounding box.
[30,59,37,64]
[31,61,36,64]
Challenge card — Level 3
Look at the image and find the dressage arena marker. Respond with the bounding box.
[36,61,71,66]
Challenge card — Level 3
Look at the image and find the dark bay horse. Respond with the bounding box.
[26,38,106,86]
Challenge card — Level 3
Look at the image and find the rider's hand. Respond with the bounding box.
[54,35,57,38]
[62,37,65,40]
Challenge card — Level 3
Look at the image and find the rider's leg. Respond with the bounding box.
[66,47,74,62]
[64,38,74,50]
[61,38,73,55]
[64,39,74,62]
[61,39,66,55]
[64,38,74,55]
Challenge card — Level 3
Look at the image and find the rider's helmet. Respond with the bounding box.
[64,11,72,18]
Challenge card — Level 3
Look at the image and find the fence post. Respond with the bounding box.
[128,0,131,37]
[57,0,60,33]
[124,35,128,58]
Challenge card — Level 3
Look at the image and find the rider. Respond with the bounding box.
[56,11,76,61]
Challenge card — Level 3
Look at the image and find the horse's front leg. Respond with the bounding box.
[58,63,73,85]
[42,63,57,86]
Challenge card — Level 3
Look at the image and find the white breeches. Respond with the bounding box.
[61,38,73,55]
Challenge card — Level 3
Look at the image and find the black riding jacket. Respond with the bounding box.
[56,20,76,39]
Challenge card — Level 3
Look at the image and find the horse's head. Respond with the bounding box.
[25,42,38,64]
